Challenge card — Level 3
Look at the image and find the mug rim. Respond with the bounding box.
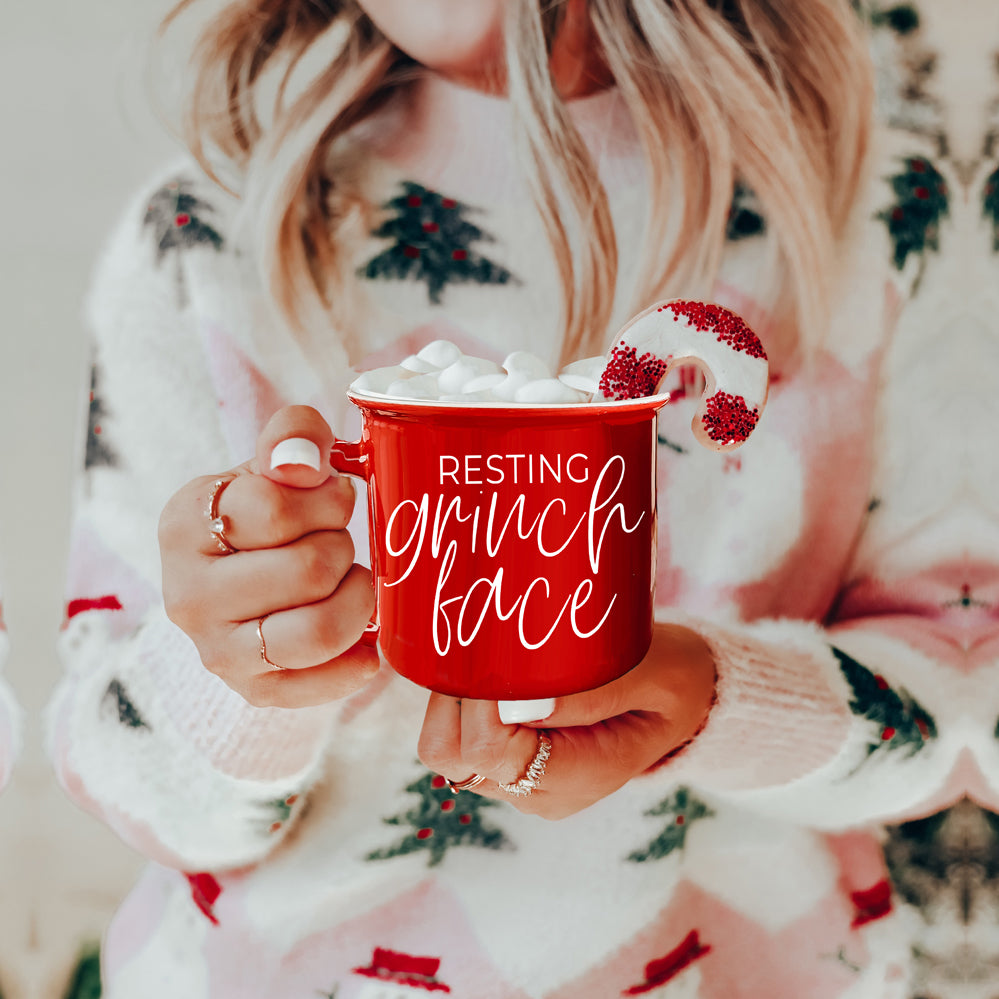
[346,388,672,414]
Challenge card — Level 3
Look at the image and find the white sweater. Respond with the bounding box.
[47,38,997,999]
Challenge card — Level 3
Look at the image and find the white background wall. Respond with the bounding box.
[1,2,178,996]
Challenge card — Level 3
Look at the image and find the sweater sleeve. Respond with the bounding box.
[46,166,344,871]
[647,172,982,830]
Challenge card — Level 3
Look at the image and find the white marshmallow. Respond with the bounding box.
[436,356,502,395]
[514,378,589,404]
[386,373,439,399]
[560,356,605,379]
[558,356,603,395]
[490,373,533,401]
[350,365,414,394]
[416,339,463,368]
[559,373,600,395]
[463,373,507,394]
[353,340,603,406]
[503,351,550,379]
[400,354,440,374]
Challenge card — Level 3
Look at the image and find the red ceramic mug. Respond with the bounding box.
[331,391,669,699]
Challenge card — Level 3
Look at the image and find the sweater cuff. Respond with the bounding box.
[663,614,853,792]
[135,610,334,781]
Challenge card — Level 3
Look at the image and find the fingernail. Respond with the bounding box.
[498,698,555,725]
[270,437,321,471]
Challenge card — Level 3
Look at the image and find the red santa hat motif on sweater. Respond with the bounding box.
[352,947,452,993]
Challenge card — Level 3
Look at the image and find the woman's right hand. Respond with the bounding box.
[159,406,379,708]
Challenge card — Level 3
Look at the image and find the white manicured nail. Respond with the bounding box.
[270,437,321,471]
[498,698,555,725]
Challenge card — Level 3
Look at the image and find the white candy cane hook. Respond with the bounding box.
[598,300,770,450]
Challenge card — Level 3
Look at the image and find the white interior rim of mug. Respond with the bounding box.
[346,389,673,411]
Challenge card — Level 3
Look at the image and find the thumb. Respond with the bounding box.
[256,405,336,488]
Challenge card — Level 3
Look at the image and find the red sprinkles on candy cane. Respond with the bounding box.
[701,391,760,445]
[599,344,670,400]
[598,299,769,451]
[664,301,767,359]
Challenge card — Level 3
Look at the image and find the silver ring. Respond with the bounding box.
[446,773,487,794]
[207,476,238,554]
[257,615,287,671]
[499,731,552,797]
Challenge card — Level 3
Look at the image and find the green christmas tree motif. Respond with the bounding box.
[832,647,936,763]
[982,165,999,251]
[59,942,101,999]
[627,786,714,863]
[142,178,225,307]
[725,181,765,242]
[85,362,118,470]
[367,770,511,867]
[256,791,304,838]
[143,179,224,262]
[876,156,948,284]
[101,679,150,731]
[360,182,515,304]
[870,3,920,34]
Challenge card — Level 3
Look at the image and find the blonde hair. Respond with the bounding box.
[161,0,873,369]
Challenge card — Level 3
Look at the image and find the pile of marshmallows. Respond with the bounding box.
[350,341,606,405]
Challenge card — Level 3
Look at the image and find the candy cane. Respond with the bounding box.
[598,300,769,450]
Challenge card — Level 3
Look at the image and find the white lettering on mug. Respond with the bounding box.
[439,455,459,484]
[438,452,591,486]
[385,454,641,653]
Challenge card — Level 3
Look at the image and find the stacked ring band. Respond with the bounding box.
[499,731,552,797]
[257,615,287,671]
[446,773,487,794]
[207,476,238,555]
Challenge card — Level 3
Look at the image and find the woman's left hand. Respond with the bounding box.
[418,624,717,818]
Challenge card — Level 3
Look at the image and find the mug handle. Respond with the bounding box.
[330,438,380,648]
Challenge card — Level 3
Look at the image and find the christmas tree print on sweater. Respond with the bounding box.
[100,678,150,731]
[725,182,765,242]
[627,786,714,863]
[832,647,936,764]
[876,156,949,287]
[361,183,515,303]
[982,165,999,251]
[85,363,117,470]
[143,178,224,307]
[366,770,511,867]
[870,3,919,36]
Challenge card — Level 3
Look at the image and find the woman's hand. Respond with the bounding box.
[159,406,379,708]
[417,624,716,818]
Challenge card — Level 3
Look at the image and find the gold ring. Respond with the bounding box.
[207,476,238,555]
[446,773,487,794]
[257,615,286,671]
[499,731,552,797]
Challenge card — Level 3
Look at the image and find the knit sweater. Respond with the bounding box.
[48,22,996,997]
